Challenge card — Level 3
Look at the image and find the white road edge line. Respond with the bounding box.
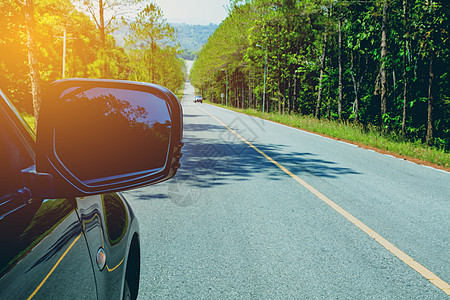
[202,103,449,175]
[200,106,450,296]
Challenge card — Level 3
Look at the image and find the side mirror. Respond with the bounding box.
[36,79,183,196]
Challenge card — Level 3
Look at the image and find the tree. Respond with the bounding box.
[315,32,327,118]
[380,0,388,122]
[1,0,135,116]
[401,0,409,136]
[0,0,30,112]
[126,3,177,83]
[125,3,183,92]
[24,0,42,125]
[338,14,343,119]
[78,0,141,46]
[192,0,450,150]
[411,0,449,145]
[76,0,142,76]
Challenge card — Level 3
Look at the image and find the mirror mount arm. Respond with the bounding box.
[21,166,54,198]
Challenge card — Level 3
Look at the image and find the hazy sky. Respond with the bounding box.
[155,0,230,25]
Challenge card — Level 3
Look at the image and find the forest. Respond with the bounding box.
[112,23,218,60]
[171,23,219,60]
[190,0,449,150]
[0,0,185,120]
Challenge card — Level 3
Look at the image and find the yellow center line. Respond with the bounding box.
[200,107,450,296]
[28,233,82,300]
[106,256,125,272]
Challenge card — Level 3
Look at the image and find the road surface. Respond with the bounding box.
[123,81,450,299]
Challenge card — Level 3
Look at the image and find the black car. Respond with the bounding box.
[0,79,183,299]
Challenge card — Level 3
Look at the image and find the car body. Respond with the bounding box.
[194,95,203,103]
[0,79,183,299]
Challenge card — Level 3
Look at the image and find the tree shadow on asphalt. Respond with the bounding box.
[176,120,361,190]
[124,117,362,204]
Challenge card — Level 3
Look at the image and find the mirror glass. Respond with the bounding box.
[53,87,172,183]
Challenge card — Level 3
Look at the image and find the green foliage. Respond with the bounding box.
[191,0,450,151]
[1,0,105,112]
[209,102,450,168]
[0,0,184,115]
[125,3,184,93]
[0,0,30,111]
[172,23,219,52]
[126,3,177,48]
[113,23,218,60]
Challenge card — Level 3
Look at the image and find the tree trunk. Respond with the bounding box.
[99,0,108,77]
[25,0,42,127]
[282,79,286,115]
[401,0,408,136]
[426,53,434,145]
[316,69,324,118]
[248,70,252,109]
[235,76,238,107]
[147,50,152,82]
[150,39,156,83]
[354,93,359,122]
[278,70,281,114]
[380,0,388,121]
[338,17,343,119]
[99,0,105,46]
[393,70,396,98]
[350,52,363,123]
[293,73,297,113]
[241,78,245,109]
[326,80,331,119]
[351,53,358,122]
[287,78,291,114]
[316,33,327,119]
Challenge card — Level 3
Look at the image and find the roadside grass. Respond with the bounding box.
[176,82,185,100]
[206,102,450,169]
[22,113,36,132]
[20,100,449,169]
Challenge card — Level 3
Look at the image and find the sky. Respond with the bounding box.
[154,0,230,25]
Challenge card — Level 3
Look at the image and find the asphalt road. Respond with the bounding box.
[123,81,450,299]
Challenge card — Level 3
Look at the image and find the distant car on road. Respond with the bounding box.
[194,95,203,103]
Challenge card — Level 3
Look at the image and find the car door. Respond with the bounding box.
[0,95,97,299]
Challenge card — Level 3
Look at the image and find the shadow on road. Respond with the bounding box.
[178,118,361,190]
[125,114,361,206]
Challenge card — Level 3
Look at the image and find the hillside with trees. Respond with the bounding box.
[190,0,449,150]
[0,0,185,119]
[113,23,218,60]
[172,23,219,60]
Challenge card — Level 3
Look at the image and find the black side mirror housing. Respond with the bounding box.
[36,79,183,197]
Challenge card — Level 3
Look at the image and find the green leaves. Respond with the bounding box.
[191,0,450,150]
[124,3,183,91]
[0,0,184,114]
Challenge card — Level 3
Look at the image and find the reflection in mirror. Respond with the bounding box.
[54,87,172,183]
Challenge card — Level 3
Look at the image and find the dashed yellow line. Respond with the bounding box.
[201,107,450,296]
[28,234,82,300]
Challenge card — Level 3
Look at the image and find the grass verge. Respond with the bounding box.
[176,82,185,100]
[206,102,450,170]
[22,113,36,132]
[19,101,449,170]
